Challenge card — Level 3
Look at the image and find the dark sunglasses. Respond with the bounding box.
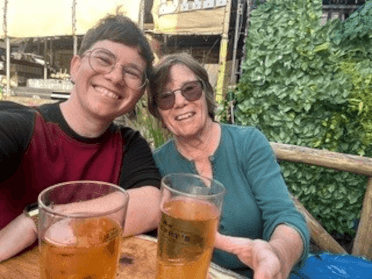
[156,80,203,110]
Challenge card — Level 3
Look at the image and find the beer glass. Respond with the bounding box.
[156,173,226,279]
[38,181,129,279]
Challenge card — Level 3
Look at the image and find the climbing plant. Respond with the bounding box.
[229,0,372,235]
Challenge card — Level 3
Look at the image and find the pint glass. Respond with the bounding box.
[38,181,129,279]
[156,173,226,279]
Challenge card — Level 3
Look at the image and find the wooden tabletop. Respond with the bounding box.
[0,235,245,279]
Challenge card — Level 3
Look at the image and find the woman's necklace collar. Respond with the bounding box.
[175,122,221,160]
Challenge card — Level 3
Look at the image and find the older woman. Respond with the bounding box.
[148,52,309,279]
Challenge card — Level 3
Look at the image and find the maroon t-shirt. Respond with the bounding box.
[0,101,161,229]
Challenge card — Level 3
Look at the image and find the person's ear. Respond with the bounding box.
[69,55,82,83]
[158,110,167,129]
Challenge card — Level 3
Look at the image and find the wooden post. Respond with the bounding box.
[4,0,10,94]
[44,40,48,80]
[72,0,77,56]
[138,0,145,29]
[6,37,10,94]
[270,142,372,257]
[230,0,243,85]
[216,0,232,103]
[293,197,347,254]
[352,177,372,259]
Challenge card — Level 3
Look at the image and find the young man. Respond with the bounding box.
[0,14,162,262]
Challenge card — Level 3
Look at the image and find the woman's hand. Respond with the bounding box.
[215,233,285,279]
[215,225,303,279]
[0,213,37,263]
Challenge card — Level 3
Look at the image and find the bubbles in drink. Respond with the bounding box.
[40,217,122,279]
[156,198,220,279]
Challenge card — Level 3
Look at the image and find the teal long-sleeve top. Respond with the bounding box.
[153,124,309,278]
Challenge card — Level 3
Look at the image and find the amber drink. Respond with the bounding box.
[156,174,226,279]
[38,181,129,279]
[40,217,121,279]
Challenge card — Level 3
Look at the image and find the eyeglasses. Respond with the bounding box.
[83,48,147,90]
[156,80,203,110]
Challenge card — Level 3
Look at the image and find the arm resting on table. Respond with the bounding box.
[0,213,37,263]
[123,186,162,237]
[48,185,162,237]
[0,186,161,263]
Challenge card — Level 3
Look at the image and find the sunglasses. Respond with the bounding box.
[156,80,203,110]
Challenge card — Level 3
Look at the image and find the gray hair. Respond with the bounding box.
[148,52,216,120]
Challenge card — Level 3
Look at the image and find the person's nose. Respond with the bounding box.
[104,63,125,86]
[173,90,188,108]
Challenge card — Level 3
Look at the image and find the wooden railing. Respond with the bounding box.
[270,142,372,260]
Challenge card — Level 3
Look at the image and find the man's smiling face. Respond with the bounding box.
[70,40,146,122]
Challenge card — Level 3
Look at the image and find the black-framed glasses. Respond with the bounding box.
[83,48,147,90]
[156,80,203,110]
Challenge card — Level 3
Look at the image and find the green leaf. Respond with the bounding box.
[230,0,371,237]
[348,195,359,204]
[335,201,344,209]
[265,67,272,75]
[328,184,335,193]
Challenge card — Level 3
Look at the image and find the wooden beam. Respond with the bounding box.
[293,197,347,254]
[271,142,372,177]
[270,142,372,258]
[352,177,372,260]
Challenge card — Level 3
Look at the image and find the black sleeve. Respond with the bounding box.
[118,127,161,189]
[0,101,35,182]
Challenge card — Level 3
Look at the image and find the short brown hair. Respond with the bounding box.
[79,14,154,79]
[148,52,216,120]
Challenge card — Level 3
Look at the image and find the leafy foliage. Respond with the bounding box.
[331,1,372,45]
[332,2,372,149]
[230,0,372,235]
[127,96,171,149]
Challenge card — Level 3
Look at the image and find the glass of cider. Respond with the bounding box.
[38,180,129,279]
[156,173,226,279]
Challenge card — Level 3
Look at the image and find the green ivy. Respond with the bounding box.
[331,1,372,46]
[340,60,372,150]
[229,0,372,235]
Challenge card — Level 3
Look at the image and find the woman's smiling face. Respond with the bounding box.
[158,64,211,139]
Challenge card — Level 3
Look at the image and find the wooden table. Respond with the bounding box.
[0,235,245,279]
